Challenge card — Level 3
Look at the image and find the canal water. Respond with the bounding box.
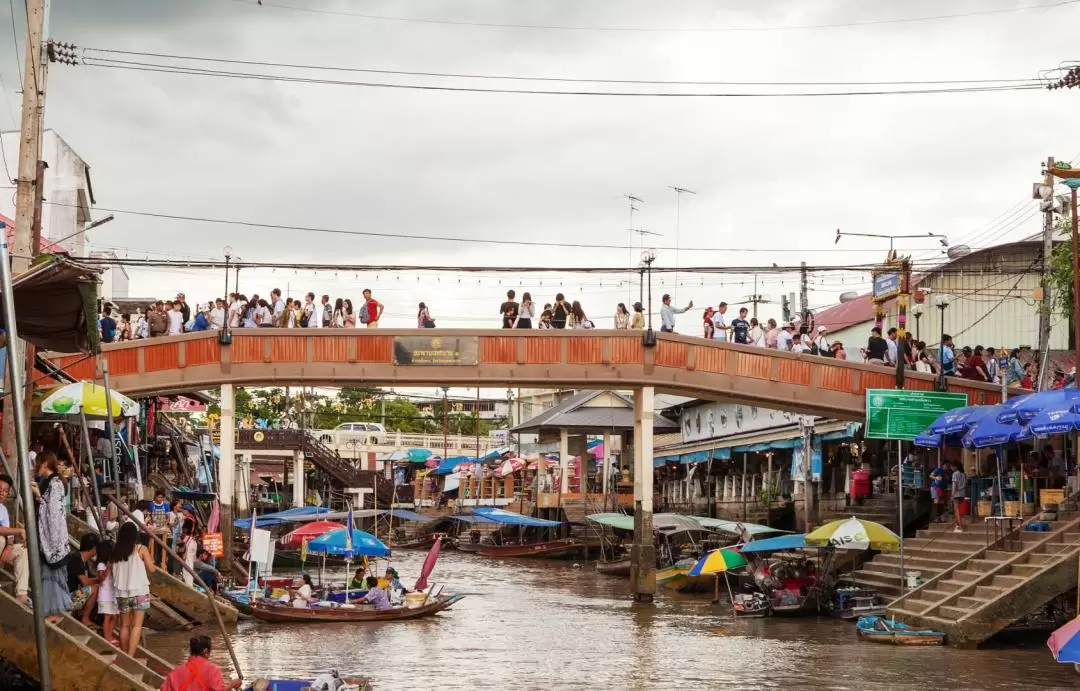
[145,551,1077,690]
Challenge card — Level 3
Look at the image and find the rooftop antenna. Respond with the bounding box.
[670,186,696,301]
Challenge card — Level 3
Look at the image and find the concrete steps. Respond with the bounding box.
[886,507,1080,646]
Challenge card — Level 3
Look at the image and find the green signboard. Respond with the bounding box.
[865,389,969,441]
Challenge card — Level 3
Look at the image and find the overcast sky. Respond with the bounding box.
[1,0,1078,329]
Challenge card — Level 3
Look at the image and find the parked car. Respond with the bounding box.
[319,421,388,446]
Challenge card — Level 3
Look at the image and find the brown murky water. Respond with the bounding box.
[145,551,1079,690]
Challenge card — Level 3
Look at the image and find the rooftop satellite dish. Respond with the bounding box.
[947,245,971,260]
[839,291,859,304]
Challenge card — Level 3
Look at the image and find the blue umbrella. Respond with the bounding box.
[994,393,1033,423]
[1014,389,1070,423]
[962,411,1031,449]
[1027,405,1080,436]
[927,405,994,435]
[306,528,390,557]
[406,448,433,463]
[914,432,943,448]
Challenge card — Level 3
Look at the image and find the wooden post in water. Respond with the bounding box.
[630,386,656,603]
[219,383,236,575]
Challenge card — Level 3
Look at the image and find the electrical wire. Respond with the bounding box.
[227,0,1080,34]
[80,48,1043,88]
[42,200,946,253]
[6,0,20,83]
[79,57,1048,98]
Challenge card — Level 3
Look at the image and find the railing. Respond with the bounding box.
[310,429,502,453]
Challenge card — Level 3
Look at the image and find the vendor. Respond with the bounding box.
[384,567,407,594]
[291,573,314,609]
[348,567,367,592]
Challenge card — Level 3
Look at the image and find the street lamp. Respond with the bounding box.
[223,246,232,298]
[234,256,242,296]
[936,294,951,392]
[441,386,450,459]
[641,249,657,347]
[910,303,924,341]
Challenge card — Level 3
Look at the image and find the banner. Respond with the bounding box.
[157,396,208,413]
[202,532,224,558]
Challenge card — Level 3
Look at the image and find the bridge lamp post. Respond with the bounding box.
[910,302,923,341]
[441,386,450,459]
[641,249,657,346]
[935,295,951,392]
[223,246,232,298]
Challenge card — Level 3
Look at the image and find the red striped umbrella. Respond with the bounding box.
[280,521,343,547]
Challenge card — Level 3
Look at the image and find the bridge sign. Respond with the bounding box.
[864,389,968,441]
[393,336,479,366]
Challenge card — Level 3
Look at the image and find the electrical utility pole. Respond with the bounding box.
[624,195,643,303]
[1037,156,1056,391]
[742,273,772,320]
[799,261,809,331]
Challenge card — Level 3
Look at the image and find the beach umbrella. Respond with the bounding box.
[306,527,390,557]
[38,381,139,419]
[497,458,526,478]
[407,448,433,463]
[805,517,900,552]
[1027,405,1080,437]
[961,412,1031,449]
[279,521,344,547]
[995,392,1035,423]
[414,537,443,592]
[1048,617,1080,663]
[926,405,994,435]
[687,548,748,577]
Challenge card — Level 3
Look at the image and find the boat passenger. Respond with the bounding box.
[161,635,242,691]
[292,573,315,609]
[348,567,366,592]
[384,567,407,595]
[361,576,392,611]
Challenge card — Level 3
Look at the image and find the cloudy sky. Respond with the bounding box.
[1,0,1078,329]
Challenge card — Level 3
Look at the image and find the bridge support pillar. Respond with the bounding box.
[293,450,305,508]
[559,428,569,495]
[630,386,656,603]
[219,383,235,575]
[601,430,611,509]
[235,453,251,514]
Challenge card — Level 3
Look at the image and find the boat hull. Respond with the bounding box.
[245,594,464,623]
[856,616,946,646]
[596,558,631,577]
[656,565,712,593]
[476,539,582,559]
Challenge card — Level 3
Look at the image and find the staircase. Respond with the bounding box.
[0,567,168,690]
[886,511,1080,646]
[300,431,392,498]
[853,521,988,599]
[820,491,929,535]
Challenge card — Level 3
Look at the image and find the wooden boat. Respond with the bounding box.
[476,538,582,558]
[656,563,713,593]
[828,587,886,620]
[769,589,821,616]
[245,675,371,690]
[245,593,464,623]
[596,558,631,577]
[389,534,439,550]
[856,616,946,645]
[731,592,770,618]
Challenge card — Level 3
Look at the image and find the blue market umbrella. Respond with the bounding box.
[962,411,1031,449]
[306,528,390,557]
[914,432,944,448]
[927,405,994,435]
[1027,405,1080,436]
[1013,389,1071,423]
[407,448,433,463]
[995,393,1035,424]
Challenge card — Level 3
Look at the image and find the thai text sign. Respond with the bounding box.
[865,389,968,441]
[393,336,479,366]
[872,271,901,302]
[202,532,224,558]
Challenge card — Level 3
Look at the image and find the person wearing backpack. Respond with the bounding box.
[301,293,316,328]
[814,326,833,357]
[360,288,383,328]
[320,295,332,327]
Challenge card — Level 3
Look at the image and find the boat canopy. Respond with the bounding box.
[586,513,634,530]
[389,509,435,522]
[738,533,808,553]
[687,517,788,536]
[585,513,784,536]
[468,507,561,527]
[449,514,497,524]
[233,505,331,529]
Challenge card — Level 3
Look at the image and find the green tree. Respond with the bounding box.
[1049,218,1076,319]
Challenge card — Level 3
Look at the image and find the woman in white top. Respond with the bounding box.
[515,292,535,328]
[614,303,630,330]
[228,295,243,328]
[167,304,184,335]
[749,318,764,347]
[133,313,147,339]
[110,521,155,656]
[293,573,315,609]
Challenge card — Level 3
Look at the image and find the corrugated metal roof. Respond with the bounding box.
[511,389,678,433]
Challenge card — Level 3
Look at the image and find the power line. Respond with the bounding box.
[42,200,947,253]
[6,0,21,83]
[79,57,1047,98]
[227,0,1080,34]
[80,47,1042,88]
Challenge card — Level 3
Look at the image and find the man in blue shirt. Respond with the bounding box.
[940,334,956,376]
[99,307,117,344]
[731,307,750,344]
[928,463,949,523]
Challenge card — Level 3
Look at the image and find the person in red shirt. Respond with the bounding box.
[361,288,383,328]
[161,635,241,691]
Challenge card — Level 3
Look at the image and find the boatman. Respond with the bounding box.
[161,635,242,690]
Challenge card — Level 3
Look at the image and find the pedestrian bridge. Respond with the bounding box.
[44,330,1001,420]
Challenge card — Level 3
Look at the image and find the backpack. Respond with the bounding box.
[359,303,371,324]
[321,306,331,327]
[299,307,310,328]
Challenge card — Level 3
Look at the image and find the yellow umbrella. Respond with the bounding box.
[37,381,138,419]
[805,517,900,552]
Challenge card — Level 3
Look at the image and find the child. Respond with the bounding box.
[96,539,119,645]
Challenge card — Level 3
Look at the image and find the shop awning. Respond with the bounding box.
[9,254,103,354]
[470,507,561,527]
[738,534,808,553]
[233,505,331,529]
